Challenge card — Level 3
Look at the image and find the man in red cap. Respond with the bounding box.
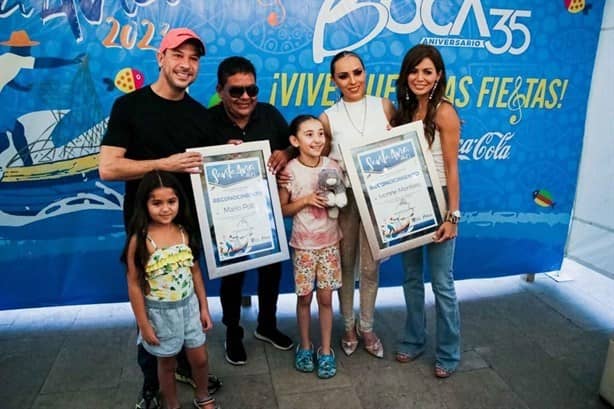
[100,28,220,409]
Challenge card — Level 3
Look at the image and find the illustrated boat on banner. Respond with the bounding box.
[0,109,106,183]
[0,57,125,224]
[0,109,122,223]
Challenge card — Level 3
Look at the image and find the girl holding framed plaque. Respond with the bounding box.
[392,45,462,378]
[319,51,395,359]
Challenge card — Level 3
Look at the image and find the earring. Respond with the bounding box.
[405,87,411,102]
[429,80,439,100]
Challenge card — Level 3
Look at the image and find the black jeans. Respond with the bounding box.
[220,262,282,333]
[137,343,190,393]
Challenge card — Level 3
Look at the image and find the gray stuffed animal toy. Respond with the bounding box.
[317,168,348,219]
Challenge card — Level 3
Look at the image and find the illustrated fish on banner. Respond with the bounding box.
[103,67,145,93]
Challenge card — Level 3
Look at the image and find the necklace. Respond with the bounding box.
[297,156,320,168]
[342,97,367,136]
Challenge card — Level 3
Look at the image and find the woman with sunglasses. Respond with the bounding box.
[319,51,395,359]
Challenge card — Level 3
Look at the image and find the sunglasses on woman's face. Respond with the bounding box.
[226,85,259,98]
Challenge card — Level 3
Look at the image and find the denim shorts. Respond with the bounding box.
[139,293,207,357]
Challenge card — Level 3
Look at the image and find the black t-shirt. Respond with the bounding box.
[101,86,212,225]
[206,102,289,150]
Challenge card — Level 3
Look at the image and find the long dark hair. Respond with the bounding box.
[393,44,448,146]
[121,170,200,290]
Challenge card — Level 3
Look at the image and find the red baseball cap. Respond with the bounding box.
[159,28,205,56]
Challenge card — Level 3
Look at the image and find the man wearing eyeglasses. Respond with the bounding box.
[206,56,294,366]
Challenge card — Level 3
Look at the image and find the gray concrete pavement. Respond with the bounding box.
[1,259,612,409]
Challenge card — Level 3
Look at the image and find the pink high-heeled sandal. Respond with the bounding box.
[356,324,384,359]
[340,335,359,356]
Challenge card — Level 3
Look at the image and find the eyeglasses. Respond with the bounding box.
[227,85,259,98]
[335,69,364,80]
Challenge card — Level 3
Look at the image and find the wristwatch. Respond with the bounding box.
[445,210,461,224]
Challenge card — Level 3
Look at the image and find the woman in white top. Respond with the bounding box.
[319,51,395,358]
[392,44,461,378]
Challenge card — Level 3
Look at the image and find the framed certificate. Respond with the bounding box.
[188,141,290,279]
[339,121,447,260]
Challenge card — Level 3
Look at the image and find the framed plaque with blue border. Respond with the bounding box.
[339,121,447,260]
[188,141,289,279]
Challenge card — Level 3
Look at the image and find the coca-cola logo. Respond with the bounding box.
[459,132,513,161]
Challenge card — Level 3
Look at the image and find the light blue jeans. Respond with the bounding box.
[398,238,460,372]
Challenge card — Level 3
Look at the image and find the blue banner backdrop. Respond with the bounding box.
[0,1,605,309]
